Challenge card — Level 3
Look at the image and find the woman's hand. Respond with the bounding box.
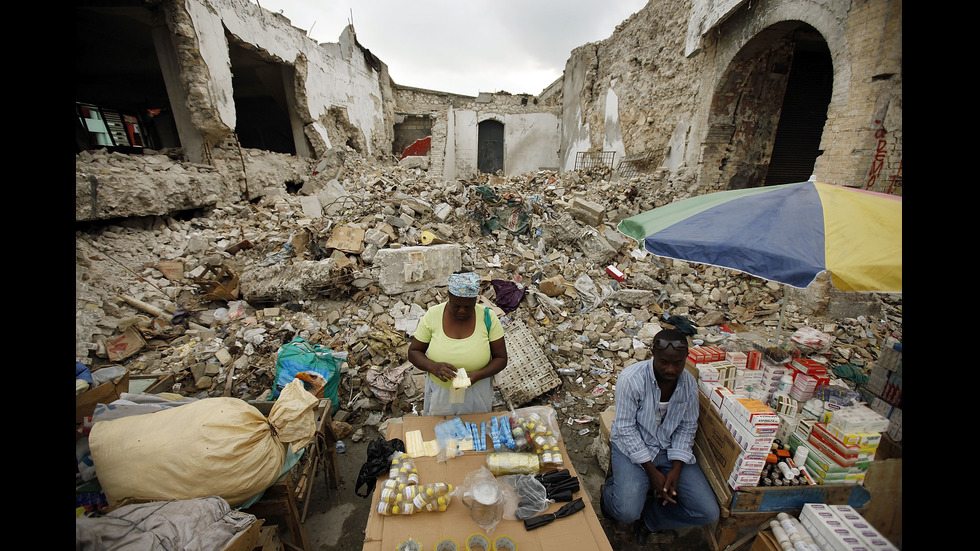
[408,337,458,382]
[428,362,458,382]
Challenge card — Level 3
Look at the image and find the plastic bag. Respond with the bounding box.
[461,467,505,536]
[388,452,420,486]
[507,475,551,520]
[272,337,341,414]
[512,406,564,469]
[434,417,474,462]
[354,437,406,498]
[486,453,540,476]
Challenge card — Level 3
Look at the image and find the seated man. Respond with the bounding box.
[600,328,720,544]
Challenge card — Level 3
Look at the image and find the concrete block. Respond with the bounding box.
[568,197,605,227]
[375,244,461,295]
[364,228,389,248]
[578,231,617,265]
[300,195,322,218]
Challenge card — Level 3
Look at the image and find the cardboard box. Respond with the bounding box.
[599,406,616,445]
[696,391,744,482]
[76,370,129,422]
[749,529,781,551]
[363,411,613,551]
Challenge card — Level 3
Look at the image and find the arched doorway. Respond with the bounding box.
[701,23,833,190]
[478,119,504,174]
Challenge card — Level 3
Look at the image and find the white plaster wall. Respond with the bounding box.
[453,110,479,177]
[502,112,560,174]
[602,83,626,165]
[187,0,237,128]
[188,0,386,156]
[451,111,560,178]
[559,50,591,172]
[685,0,747,56]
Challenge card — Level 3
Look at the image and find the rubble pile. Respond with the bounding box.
[75,147,903,429]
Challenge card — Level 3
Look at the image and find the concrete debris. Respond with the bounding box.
[75,147,902,432]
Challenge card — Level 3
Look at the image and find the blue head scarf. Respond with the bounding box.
[448,272,480,298]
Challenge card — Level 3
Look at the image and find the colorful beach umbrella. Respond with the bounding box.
[617,181,901,293]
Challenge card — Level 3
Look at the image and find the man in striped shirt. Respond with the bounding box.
[600,329,720,545]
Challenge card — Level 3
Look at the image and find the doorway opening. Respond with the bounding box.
[701,23,833,190]
[228,34,297,155]
[478,120,504,174]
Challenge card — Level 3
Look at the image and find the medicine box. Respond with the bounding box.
[803,504,898,550]
[827,505,898,550]
[726,397,780,426]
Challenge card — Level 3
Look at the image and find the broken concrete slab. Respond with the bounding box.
[374,244,461,295]
[239,258,353,303]
[568,197,605,227]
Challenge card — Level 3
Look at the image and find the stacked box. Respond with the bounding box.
[791,358,829,378]
[712,360,738,389]
[694,364,719,384]
[792,422,878,485]
[737,368,765,394]
[826,505,898,550]
[829,405,889,434]
[726,350,747,369]
[688,345,725,365]
[801,504,898,550]
[760,361,789,402]
[789,372,819,402]
[708,385,735,412]
[720,397,779,489]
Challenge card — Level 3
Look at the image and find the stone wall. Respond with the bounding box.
[559,0,902,194]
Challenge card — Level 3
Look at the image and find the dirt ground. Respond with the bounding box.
[300,409,722,551]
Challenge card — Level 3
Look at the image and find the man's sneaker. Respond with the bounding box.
[634,522,677,545]
[633,521,652,545]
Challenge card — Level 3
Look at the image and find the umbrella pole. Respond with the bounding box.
[776,284,788,346]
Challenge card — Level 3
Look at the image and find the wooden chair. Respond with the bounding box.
[244,398,340,550]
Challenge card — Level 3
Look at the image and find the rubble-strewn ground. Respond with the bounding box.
[75,147,901,550]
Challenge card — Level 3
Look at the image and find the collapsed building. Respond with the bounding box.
[76,0,902,222]
[75,0,902,411]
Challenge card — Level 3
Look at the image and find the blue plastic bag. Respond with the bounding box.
[271,338,341,414]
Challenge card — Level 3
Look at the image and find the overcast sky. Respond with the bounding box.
[252,0,649,96]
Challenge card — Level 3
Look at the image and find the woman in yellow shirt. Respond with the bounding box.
[408,272,508,415]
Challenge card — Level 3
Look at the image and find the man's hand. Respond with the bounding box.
[644,461,682,505]
[659,464,682,505]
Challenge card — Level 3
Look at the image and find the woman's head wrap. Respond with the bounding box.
[448,272,480,298]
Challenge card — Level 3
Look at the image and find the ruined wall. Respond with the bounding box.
[76,0,398,222]
[813,0,902,193]
[559,0,902,193]
[395,88,561,180]
[195,0,392,160]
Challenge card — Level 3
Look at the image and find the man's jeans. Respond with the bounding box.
[602,444,720,532]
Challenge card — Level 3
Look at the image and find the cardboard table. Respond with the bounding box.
[362,410,613,551]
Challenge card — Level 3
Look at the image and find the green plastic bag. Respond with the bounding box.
[271,337,341,414]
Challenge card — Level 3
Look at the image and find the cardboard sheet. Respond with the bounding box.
[362,411,613,551]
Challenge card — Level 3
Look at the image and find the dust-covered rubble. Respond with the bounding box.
[75,147,903,429]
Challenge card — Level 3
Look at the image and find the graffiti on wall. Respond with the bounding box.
[865,120,900,193]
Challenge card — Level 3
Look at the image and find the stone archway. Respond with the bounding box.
[700,22,832,191]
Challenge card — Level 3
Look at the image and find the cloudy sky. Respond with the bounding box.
[252,0,649,96]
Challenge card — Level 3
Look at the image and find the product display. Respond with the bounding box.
[389,453,420,486]
[486,453,540,476]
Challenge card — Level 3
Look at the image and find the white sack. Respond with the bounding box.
[89,397,286,507]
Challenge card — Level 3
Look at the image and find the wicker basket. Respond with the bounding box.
[493,320,561,406]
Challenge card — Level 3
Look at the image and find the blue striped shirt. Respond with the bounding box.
[610,360,699,465]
